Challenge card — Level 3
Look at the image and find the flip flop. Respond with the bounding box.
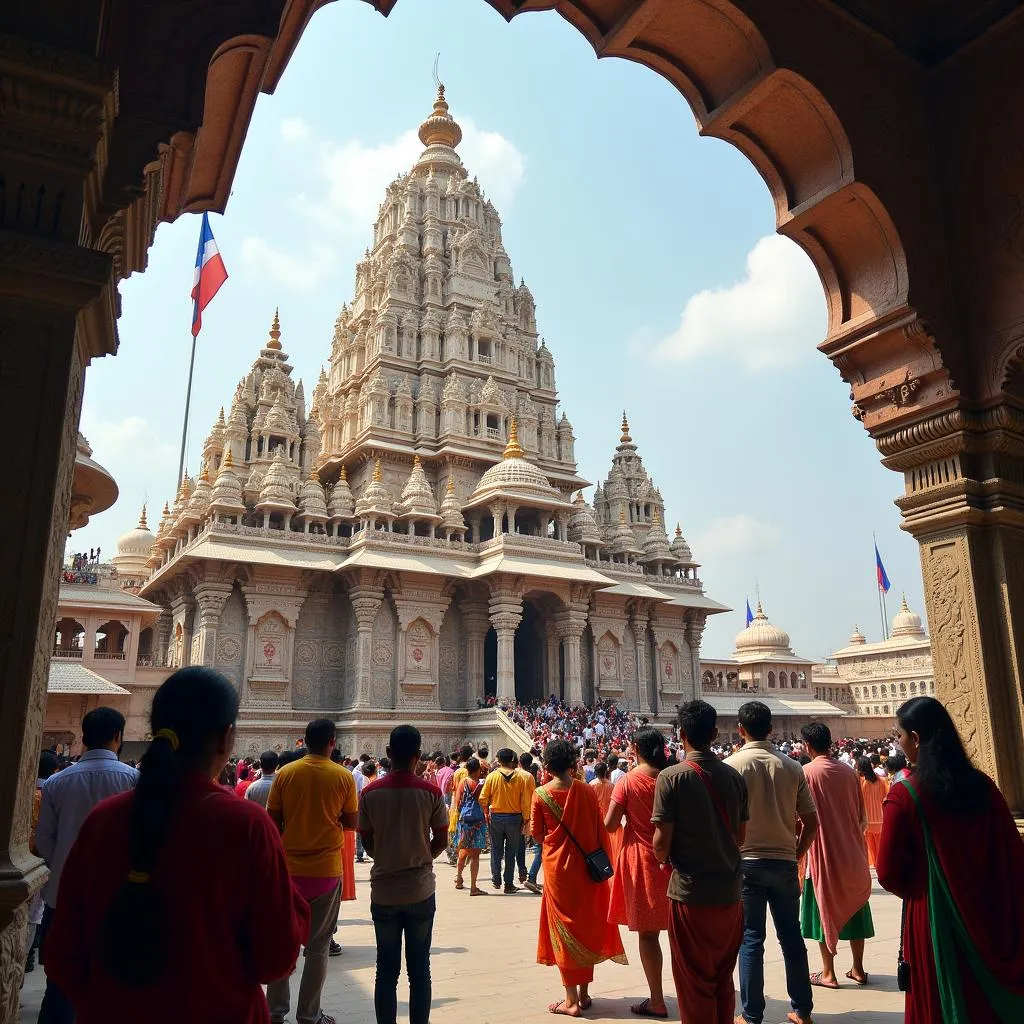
[454,879,464,890]
[469,888,488,896]
[631,997,668,1018]
[809,972,840,990]
[845,970,868,986]
[548,1001,581,1017]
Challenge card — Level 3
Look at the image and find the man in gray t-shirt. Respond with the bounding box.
[359,725,448,1024]
[243,750,279,809]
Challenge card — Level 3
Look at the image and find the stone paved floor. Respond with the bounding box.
[19,862,905,1023]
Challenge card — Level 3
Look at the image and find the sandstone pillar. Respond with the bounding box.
[630,608,652,715]
[192,582,234,667]
[559,618,586,706]
[0,37,119,1019]
[489,584,522,704]
[545,628,562,700]
[685,612,707,705]
[349,587,384,708]
[461,604,490,707]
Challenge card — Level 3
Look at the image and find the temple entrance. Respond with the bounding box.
[514,601,545,704]
[484,627,496,699]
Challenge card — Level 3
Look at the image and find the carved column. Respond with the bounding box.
[192,581,233,667]
[630,606,653,715]
[461,603,490,707]
[685,612,707,704]
[349,587,384,708]
[0,37,120,1018]
[558,614,587,706]
[489,582,522,703]
[169,592,195,669]
[544,626,562,700]
[879,410,1024,814]
[156,608,173,668]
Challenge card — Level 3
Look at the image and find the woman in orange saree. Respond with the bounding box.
[531,739,627,1017]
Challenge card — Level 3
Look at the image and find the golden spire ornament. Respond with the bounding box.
[502,418,525,460]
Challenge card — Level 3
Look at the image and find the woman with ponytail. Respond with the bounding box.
[877,696,1024,1023]
[605,726,672,1018]
[44,667,310,1023]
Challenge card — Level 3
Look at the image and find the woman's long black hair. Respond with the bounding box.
[633,726,668,770]
[99,667,238,987]
[897,696,988,814]
[856,755,880,783]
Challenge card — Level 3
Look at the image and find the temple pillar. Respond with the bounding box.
[192,581,234,667]
[0,36,120,1016]
[461,604,490,707]
[169,592,195,669]
[489,584,522,703]
[630,607,653,715]
[685,612,707,705]
[545,627,562,700]
[558,614,587,706]
[349,586,384,708]
[156,608,173,668]
[883,418,1024,814]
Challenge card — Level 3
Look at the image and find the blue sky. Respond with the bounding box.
[76,0,925,659]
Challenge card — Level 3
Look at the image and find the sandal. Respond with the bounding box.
[809,971,840,990]
[454,878,464,890]
[579,996,592,1011]
[548,1001,581,1017]
[845,969,868,986]
[470,887,488,896]
[631,997,668,1018]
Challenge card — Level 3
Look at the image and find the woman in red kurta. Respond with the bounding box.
[45,667,310,1024]
[531,739,627,1017]
[877,696,1024,1023]
[606,727,671,1018]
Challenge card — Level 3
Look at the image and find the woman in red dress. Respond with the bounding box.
[44,667,310,1024]
[606,727,671,1019]
[877,696,1024,1023]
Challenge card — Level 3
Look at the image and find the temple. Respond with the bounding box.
[126,87,728,755]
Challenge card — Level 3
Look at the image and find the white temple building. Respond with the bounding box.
[116,86,728,755]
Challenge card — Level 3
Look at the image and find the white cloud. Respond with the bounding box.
[239,237,336,292]
[280,117,312,144]
[692,514,781,558]
[298,118,526,228]
[652,234,825,370]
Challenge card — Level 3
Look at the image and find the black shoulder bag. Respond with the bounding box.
[538,783,614,883]
[897,898,911,991]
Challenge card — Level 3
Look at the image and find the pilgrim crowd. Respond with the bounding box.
[23,672,1024,1024]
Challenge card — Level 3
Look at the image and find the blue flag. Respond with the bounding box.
[875,543,891,594]
[745,599,754,626]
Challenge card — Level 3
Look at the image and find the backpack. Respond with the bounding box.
[458,780,484,824]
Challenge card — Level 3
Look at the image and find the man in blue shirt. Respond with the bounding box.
[36,706,138,1024]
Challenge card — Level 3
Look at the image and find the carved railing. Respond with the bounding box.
[94,652,126,661]
[52,648,83,659]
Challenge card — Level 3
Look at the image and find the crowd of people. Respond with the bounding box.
[23,673,1024,1024]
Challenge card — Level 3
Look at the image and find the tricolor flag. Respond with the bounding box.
[191,212,228,338]
[875,543,891,594]
[745,599,754,626]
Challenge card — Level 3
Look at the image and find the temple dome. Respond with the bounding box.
[609,507,640,556]
[355,458,395,519]
[256,446,297,512]
[669,523,694,565]
[327,466,355,521]
[115,506,156,558]
[209,449,246,515]
[891,594,925,638]
[641,510,673,563]
[298,468,329,522]
[439,475,468,535]
[398,456,440,520]
[467,419,569,510]
[568,491,602,545]
[735,602,791,652]
[849,624,867,645]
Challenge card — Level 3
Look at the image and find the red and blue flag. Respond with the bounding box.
[191,212,228,338]
[875,543,891,594]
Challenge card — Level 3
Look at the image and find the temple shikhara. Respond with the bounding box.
[115,87,727,754]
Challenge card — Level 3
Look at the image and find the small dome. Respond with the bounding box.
[298,468,329,521]
[115,505,157,558]
[670,523,695,565]
[609,507,640,556]
[641,509,673,563]
[849,624,867,645]
[417,83,463,150]
[439,475,467,534]
[209,449,246,515]
[735,602,791,652]
[355,458,395,519]
[327,465,355,521]
[398,456,440,520]
[891,594,925,638]
[568,492,602,546]
[256,446,297,512]
[468,419,566,508]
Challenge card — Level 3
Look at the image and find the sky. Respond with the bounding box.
[75,0,926,660]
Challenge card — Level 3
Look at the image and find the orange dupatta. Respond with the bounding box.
[531,780,627,972]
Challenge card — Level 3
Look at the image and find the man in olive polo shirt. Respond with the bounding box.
[727,701,818,1024]
[653,700,748,1024]
[267,718,357,1024]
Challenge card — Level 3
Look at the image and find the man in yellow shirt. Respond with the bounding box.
[479,747,532,893]
[267,718,357,1024]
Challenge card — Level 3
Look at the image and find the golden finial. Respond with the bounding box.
[181,477,192,499]
[653,507,661,525]
[138,504,148,530]
[217,406,225,424]
[373,458,383,483]
[620,411,632,444]
[619,506,627,523]
[447,474,455,495]
[413,454,422,468]
[574,490,585,504]
[675,522,682,537]
[162,501,171,516]
[199,461,210,483]
[502,418,525,460]
[418,80,463,150]
[267,308,282,351]
[340,465,348,481]
[222,448,234,468]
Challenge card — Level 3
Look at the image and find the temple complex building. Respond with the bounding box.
[127,88,727,756]
[700,602,851,740]
[812,595,934,738]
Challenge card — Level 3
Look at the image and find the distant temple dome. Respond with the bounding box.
[848,624,867,645]
[735,602,791,652]
[891,594,925,638]
[115,505,156,558]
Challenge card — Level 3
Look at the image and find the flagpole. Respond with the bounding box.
[176,332,198,488]
[882,588,889,641]
[873,533,886,641]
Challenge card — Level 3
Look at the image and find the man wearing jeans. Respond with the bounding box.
[479,747,532,893]
[359,725,448,1024]
[726,702,819,1024]
[267,719,357,1024]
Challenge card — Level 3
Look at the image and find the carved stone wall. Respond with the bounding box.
[292,585,350,710]
[213,583,247,692]
[370,596,398,709]
[439,603,466,710]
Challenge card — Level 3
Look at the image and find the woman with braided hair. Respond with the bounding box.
[45,667,310,1023]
